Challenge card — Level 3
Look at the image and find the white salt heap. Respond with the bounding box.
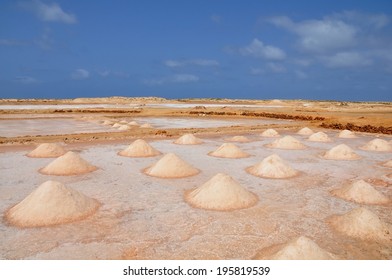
[254,236,336,260]
[297,127,314,135]
[118,125,130,131]
[40,151,98,176]
[308,132,331,142]
[383,160,392,168]
[338,129,356,138]
[246,154,298,179]
[185,173,258,211]
[267,135,306,150]
[208,143,250,158]
[140,123,153,128]
[112,123,121,128]
[323,144,360,160]
[5,180,100,227]
[102,120,114,125]
[261,129,280,137]
[26,143,66,158]
[143,153,199,178]
[119,120,128,124]
[128,121,139,126]
[361,139,392,152]
[225,135,251,142]
[328,207,391,241]
[118,139,161,157]
[173,134,203,145]
[331,180,389,204]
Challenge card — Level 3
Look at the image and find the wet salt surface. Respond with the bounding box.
[0,117,290,137]
[0,131,391,259]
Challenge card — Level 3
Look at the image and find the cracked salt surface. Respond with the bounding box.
[0,130,391,259]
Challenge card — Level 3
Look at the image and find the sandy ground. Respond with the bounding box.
[0,98,391,260]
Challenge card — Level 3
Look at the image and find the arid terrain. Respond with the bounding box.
[0,97,391,259]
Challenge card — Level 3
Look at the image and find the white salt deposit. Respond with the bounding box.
[331,180,389,204]
[246,154,298,179]
[297,127,314,135]
[266,135,306,150]
[143,153,199,178]
[308,132,331,142]
[323,144,360,160]
[173,134,203,145]
[225,135,251,142]
[118,139,161,157]
[185,173,258,211]
[5,180,100,227]
[261,129,280,137]
[361,139,392,152]
[338,130,356,138]
[26,143,66,158]
[208,143,250,158]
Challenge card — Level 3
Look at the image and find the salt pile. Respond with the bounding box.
[208,143,250,158]
[297,127,314,135]
[184,173,258,211]
[119,120,128,124]
[246,154,298,179]
[261,129,279,137]
[266,136,306,150]
[338,129,356,138]
[26,143,66,158]
[254,236,335,260]
[5,180,100,227]
[112,123,121,128]
[173,134,203,145]
[323,144,360,160]
[128,121,139,126]
[308,132,331,142]
[383,160,392,168]
[226,136,251,142]
[143,153,199,178]
[361,139,392,152]
[39,151,98,175]
[140,123,153,128]
[102,120,114,125]
[118,125,130,131]
[118,139,161,157]
[328,207,391,241]
[331,180,389,204]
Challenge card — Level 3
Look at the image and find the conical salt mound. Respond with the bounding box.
[225,135,251,142]
[246,154,298,179]
[261,129,280,137]
[128,121,139,126]
[173,134,203,145]
[112,123,121,128]
[143,153,199,178]
[39,151,98,176]
[267,135,306,150]
[331,180,389,204]
[361,139,392,152]
[118,139,161,157]
[140,123,153,128]
[119,120,128,124]
[103,120,114,125]
[323,144,360,160]
[338,129,356,138]
[254,236,336,260]
[118,125,130,131]
[297,127,314,135]
[26,143,66,158]
[5,180,100,227]
[208,143,250,158]
[383,160,392,168]
[184,173,258,211]
[308,132,331,142]
[328,207,392,241]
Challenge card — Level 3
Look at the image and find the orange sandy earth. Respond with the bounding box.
[0,97,391,260]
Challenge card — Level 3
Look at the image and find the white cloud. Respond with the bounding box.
[164,59,219,67]
[267,62,286,73]
[97,70,110,77]
[239,39,286,60]
[330,11,389,30]
[0,39,26,46]
[293,58,312,67]
[322,52,373,68]
[295,70,308,79]
[144,74,199,85]
[14,76,39,84]
[34,28,53,50]
[211,14,222,23]
[71,69,90,80]
[21,0,77,24]
[268,16,357,53]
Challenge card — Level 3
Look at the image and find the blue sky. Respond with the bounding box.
[1,0,392,101]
